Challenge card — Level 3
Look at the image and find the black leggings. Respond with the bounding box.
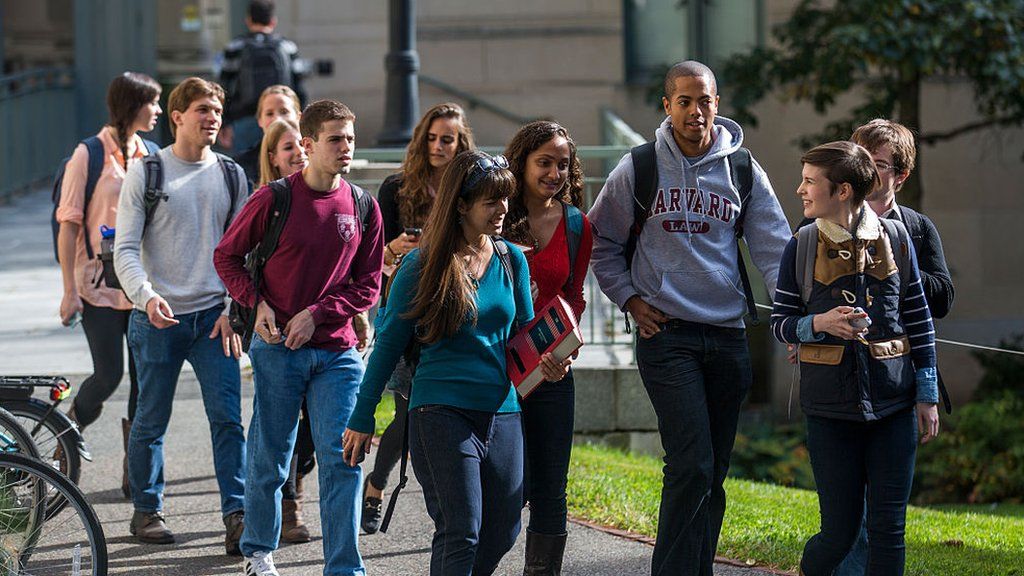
[366,391,409,492]
[74,302,139,428]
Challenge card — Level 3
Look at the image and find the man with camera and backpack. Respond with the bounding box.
[113,77,250,553]
[214,99,383,576]
[217,0,308,153]
[588,60,791,576]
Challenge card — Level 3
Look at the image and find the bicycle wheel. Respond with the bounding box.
[2,400,81,518]
[0,453,106,575]
[0,407,40,460]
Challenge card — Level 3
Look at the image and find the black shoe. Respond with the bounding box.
[360,476,383,534]
[523,530,567,576]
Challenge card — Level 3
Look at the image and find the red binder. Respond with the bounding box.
[507,295,584,398]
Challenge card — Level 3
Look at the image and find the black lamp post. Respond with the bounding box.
[377,0,419,146]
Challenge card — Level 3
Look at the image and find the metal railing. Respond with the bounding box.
[0,68,77,200]
[351,145,636,357]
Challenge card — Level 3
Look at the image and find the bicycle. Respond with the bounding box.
[0,452,107,575]
[0,377,92,518]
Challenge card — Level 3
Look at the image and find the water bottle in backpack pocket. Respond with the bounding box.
[98,225,121,290]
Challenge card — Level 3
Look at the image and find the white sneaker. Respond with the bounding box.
[243,550,280,576]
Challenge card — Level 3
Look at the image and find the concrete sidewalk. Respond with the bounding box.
[0,187,775,574]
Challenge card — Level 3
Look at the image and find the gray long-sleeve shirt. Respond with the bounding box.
[114,147,247,315]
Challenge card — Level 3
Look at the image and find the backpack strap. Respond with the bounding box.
[728,147,759,324]
[216,153,244,231]
[351,182,374,232]
[80,137,106,260]
[492,236,515,285]
[253,178,294,270]
[141,139,161,155]
[141,155,166,233]
[794,222,819,305]
[562,202,584,293]
[626,141,658,269]
[879,218,912,302]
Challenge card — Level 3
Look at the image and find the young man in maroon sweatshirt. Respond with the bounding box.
[214,99,383,576]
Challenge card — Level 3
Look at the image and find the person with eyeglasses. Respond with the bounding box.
[344,151,568,575]
[502,121,591,575]
[359,102,476,535]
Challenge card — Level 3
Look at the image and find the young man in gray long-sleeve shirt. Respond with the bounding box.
[114,77,249,554]
[588,61,791,576]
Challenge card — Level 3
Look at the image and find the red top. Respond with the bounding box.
[214,171,384,351]
[528,210,594,321]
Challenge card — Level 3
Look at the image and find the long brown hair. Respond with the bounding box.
[503,121,584,247]
[258,118,301,186]
[106,72,161,169]
[398,103,475,229]
[405,151,516,345]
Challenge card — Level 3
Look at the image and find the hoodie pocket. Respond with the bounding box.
[652,270,747,323]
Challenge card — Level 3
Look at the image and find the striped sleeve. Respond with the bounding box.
[770,238,811,345]
[900,240,938,402]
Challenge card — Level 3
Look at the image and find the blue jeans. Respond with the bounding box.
[126,306,245,516]
[241,338,365,576]
[802,408,917,576]
[521,370,575,535]
[635,320,752,576]
[410,406,523,576]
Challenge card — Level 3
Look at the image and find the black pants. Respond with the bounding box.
[366,391,410,492]
[635,321,752,576]
[521,370,575,535]
[74,301,139,428]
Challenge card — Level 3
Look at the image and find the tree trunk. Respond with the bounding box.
[896,72,923,211]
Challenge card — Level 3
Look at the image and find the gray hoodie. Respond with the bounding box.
[588,116,790,328]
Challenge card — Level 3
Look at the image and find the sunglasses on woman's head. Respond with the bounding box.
[460,154,509,197]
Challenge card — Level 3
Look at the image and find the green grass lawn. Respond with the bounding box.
[568,444,1024,575]
[371,399,1022,574]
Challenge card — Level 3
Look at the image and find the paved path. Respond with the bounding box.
[0,187,775,575]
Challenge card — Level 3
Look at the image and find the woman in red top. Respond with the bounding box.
[503,121,593,575]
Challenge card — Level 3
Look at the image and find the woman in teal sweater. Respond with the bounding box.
[343,150,568,575]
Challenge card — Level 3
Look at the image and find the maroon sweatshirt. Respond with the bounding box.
[214,171,384,351]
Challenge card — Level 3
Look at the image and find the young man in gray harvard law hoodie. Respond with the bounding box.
[589,61,790,576]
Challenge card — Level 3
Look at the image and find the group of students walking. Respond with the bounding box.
[54,56,951,576]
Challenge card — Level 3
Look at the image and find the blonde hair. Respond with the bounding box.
[258,118,302,187]
[255,85,301,120]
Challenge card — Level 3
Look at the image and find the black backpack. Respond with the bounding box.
[377,237,516,534]
[98,152,246,290]
[236,34,293,115]
[624,141,758,326]
[51,136,160,263]
[228,177,374,353]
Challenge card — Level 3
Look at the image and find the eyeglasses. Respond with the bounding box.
[875,161,898,173]
[461,154,509,197]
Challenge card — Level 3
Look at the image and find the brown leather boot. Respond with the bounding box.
[121,418,132,499]
[280,498,311,543]
[523,530,567,576]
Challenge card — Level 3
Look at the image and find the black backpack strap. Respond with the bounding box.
[351,182,374,232]
[728,147,759,324]
[80,137,106,260]
[379,406,410,534]
[141,155,166,234]
[216,153,244,231]
[253,178,294,270]
[626,141,658,270]
[492,237,515,285]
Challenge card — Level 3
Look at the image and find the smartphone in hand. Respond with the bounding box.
[404,227,422,240]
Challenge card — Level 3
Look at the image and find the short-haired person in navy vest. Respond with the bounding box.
[771,141,939,575]
[588,60,791,576]
[829,119,954,575]
[215,100,384,576]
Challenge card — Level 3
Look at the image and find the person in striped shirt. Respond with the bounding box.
[770,141,938,576]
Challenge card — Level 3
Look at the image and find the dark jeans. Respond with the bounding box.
[410,406,523,576]
[835,509,869,576]
[367,391,410,492]
[635,321,752,576]
[521,370,575,535]
[802,408,917,576]
[74,302,140,427]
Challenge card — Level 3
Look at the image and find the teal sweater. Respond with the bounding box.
[348,244,534,434]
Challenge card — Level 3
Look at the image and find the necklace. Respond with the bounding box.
[462,241,487,285]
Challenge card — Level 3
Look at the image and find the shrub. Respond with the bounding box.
[730,420,815,490]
